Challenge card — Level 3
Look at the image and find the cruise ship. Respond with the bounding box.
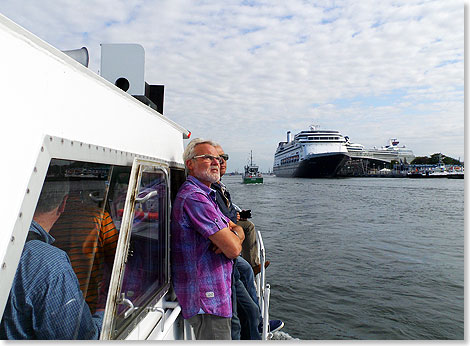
[273,125,349,178]
[345,137,415,163]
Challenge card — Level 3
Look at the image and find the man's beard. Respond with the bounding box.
[197,166,220,183]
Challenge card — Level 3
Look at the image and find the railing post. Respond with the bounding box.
[262,284,271,340]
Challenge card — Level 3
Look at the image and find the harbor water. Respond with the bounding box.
[222,175,464,340]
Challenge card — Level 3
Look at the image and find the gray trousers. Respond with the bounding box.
[187,314,231,340]
[237,220,260,267]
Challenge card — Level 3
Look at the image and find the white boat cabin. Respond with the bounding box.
[0,14,270,340]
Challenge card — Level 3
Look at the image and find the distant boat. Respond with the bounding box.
[243,151,263,184]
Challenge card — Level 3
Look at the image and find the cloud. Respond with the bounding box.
[0,0,463,170]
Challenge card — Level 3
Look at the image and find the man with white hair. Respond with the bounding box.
[171,138,245,340]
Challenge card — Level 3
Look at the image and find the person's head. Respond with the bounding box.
[214,145,229,177]
[183,138,222,186]
[33,179,69,231]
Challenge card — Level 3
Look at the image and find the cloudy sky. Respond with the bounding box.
[0,0,464,171]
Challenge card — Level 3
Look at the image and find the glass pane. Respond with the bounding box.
[50,161,117,316]
[114,166,169,335]
[2,159,116,339]
[106,166,133,233]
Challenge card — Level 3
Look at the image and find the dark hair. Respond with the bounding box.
[35,180,70,214]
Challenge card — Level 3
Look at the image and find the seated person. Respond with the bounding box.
[50,187,118,314]
[0,179,103,339]
[212,144,283,338]
[212,144,269,274]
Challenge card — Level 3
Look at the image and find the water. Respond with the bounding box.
[222,175,464,340]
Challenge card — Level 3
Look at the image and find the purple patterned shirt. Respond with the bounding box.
[171,175,233,319]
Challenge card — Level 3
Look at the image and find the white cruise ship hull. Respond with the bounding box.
[273,152,349,178]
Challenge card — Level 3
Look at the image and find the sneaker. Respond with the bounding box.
[258,319,284,333]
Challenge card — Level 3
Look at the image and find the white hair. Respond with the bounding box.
[183,138,218,171]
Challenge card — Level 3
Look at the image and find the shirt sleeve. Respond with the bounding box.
[183,193,228,239]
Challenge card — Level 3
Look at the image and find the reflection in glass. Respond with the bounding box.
[114,167,169,335]
[50,161,117,314]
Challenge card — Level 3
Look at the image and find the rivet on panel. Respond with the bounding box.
[19,212,22,218]
[26,188,30,194]
[10,236,15,242]
[34,167,37,173]
[2,263,6,270]
[41,147,44,152]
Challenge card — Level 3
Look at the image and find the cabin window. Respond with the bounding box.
[10,158,118,340]
[4,156,172,340]
[48,160,117,317]
[110,162,170,339]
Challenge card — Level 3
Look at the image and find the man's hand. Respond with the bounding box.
[229,222,245,242]
[208,221,244,259]
[212,243,222,254]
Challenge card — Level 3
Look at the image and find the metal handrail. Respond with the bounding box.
[263,284,271,340]
[255,230,270,340]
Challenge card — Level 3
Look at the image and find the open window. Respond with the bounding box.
[101,158,170,340]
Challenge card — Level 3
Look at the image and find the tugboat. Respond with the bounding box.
[243,151,263,184]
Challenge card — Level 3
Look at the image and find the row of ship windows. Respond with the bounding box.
[303,136,340,140]
[281,155,299,165]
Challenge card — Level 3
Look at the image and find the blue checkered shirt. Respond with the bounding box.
[0,221,103,339]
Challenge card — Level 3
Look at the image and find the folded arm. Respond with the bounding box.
[209,222,244,259]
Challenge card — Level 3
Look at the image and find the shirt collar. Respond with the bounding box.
[187,175,214,194]
[30,220,55,245]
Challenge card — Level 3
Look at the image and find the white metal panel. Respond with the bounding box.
[100,44,145,95]
[0,13,188,320]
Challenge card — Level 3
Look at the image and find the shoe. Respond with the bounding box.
[252,260,270,276]
[258,319,284,333]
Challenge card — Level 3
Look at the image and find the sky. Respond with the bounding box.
[0,0,464,172]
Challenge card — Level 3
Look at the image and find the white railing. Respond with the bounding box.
[256,230,271,340]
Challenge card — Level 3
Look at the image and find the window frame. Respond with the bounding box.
[100,157,171,340]
[1,134,179,340]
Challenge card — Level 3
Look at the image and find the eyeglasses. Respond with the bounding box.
[192,154,224,164]
[219,154,229,161]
